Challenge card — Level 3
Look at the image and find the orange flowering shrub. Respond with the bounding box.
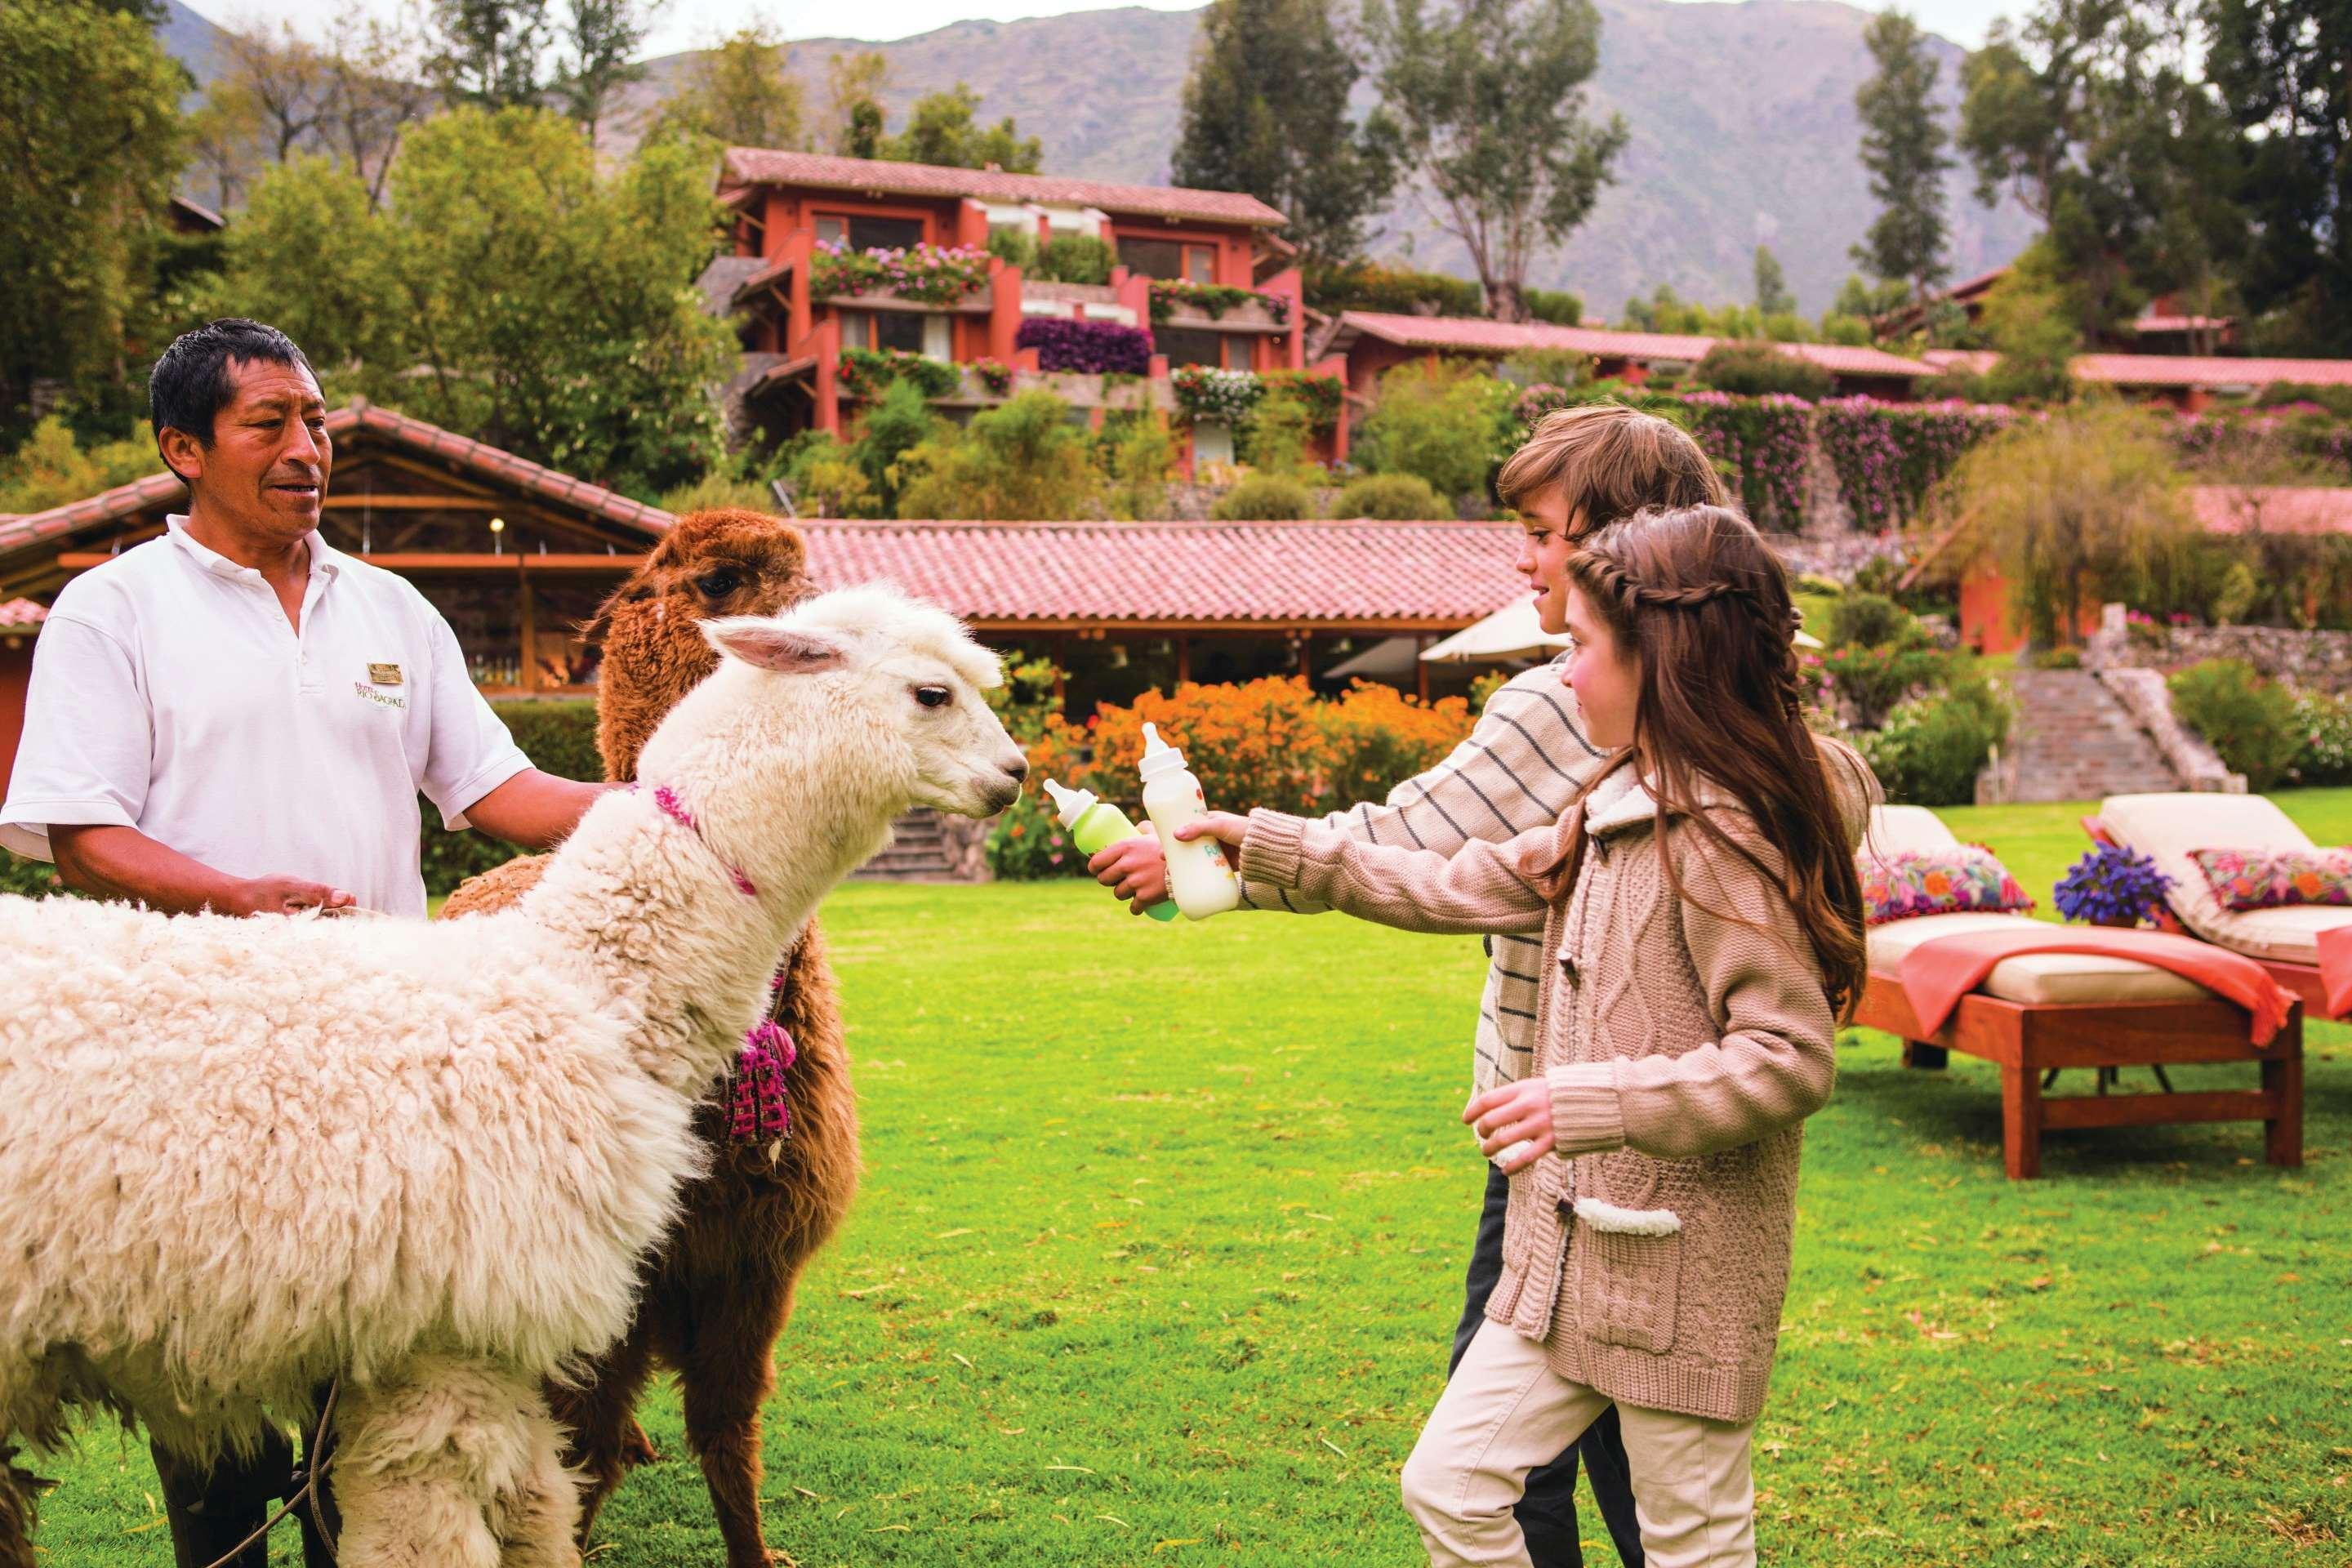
[1091,676,1333,817]
[983,676,1477,879]
[1317,680,1472,800]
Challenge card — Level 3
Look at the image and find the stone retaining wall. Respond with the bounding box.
[2087,609,2352,694]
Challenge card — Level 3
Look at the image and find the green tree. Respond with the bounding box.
[1352,359,1514,499]
[1753,244,1795,316]
[1851,9,1953,303]
[0,0,187,437]
[882,83,1040,172]
[892,390,1099,519]
[553,0,656,147]
[657,25,804,149]
[822,51,889,156]
[219,108,734,498]
[429,0,552,108]
[1977,238,2082,403]
[1170,0,1398,268]
[1958,0,2243,339]
[2204,0,2351,355]
[1361,0,1628,322]
[852,378,941,517]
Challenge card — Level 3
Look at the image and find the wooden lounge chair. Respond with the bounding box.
[2085,791,2352,1024]
[1851,804,2303,1179]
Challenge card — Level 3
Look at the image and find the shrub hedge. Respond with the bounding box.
[2167,659,2304,792]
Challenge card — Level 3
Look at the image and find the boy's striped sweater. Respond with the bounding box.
[1236,657,1607,1094]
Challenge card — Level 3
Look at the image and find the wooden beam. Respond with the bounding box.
[519,571,540,694]
[321,495,516,511]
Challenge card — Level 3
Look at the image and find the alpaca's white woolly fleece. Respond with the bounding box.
[0,586,1019,1483]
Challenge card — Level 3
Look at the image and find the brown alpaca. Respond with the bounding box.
[441,509,862,1568]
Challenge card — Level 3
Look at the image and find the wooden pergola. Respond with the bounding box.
[0,399,670,696]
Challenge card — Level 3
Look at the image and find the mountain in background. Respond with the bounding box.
[165,0,2037,315]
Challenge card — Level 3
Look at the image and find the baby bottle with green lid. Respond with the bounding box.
[1042,778,1178,922]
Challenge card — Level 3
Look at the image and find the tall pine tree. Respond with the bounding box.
[1170,0,1397,269]
[2205,0,2350,354]
[1851,9,1952,305]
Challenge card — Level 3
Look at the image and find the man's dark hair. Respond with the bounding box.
[149,318,317,451]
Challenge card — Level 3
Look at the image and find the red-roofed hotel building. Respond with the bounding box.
[705,150,1342,469]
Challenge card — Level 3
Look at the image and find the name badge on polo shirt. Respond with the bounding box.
[368,662,403,686]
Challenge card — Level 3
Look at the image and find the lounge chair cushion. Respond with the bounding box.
[2101,792,2352,966]
[1865,911,2209,1005]
[1864,804,1962,858]
[1863,846,2036,925]
[2188,846,2352,911]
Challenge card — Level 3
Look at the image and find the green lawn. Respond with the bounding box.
[33,792,2352,1566]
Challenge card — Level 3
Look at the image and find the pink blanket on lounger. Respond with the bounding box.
[2320,924,2352,1018]
[1900,926,2296,1045]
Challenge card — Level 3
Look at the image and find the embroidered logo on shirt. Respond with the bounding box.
[354,680,407,710]
[368,662,403,686]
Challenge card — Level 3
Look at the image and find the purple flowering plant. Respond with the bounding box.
[2054,843,2175,927]
[1014,317,1155,376]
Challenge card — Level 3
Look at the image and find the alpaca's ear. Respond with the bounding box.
[703,617,848,674]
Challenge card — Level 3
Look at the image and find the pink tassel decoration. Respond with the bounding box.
[728,1021,796,1143]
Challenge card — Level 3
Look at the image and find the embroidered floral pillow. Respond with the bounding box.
[1860,845,2035,926]
[2189,847,2352,911]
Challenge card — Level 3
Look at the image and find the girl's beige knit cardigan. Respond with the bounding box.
[1240,767,1844,1425]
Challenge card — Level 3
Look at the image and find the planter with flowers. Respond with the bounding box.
[1147,279,1290,328]
[810,241,992,308]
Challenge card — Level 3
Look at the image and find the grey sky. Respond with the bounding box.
[194,0,2023,60]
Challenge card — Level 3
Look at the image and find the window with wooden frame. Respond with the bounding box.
[1116,237,1218,283]
[814,212,927,252]
[1154,327,1230,369]
[840,310,927,354]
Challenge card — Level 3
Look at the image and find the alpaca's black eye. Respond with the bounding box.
[913,685,952,710]
[693,569,742,598]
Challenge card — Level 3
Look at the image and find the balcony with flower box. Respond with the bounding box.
[707,148,1309,455]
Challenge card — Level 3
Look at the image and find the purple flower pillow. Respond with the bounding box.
[2189,847,2352,911]
[1860,845,2036,927]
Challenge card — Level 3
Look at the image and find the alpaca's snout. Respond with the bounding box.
[982,757,1027,814]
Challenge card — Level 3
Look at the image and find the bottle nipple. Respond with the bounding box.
[1138,722,1186,780]
[1041,777,1083,818]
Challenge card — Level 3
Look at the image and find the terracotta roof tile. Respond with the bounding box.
[2191,484,2352,536]
[1779,342,1932,378]
[799,519,1517,624]
[1330,312,1713,362]
[2074,354,2352,389]
[720,149,1287,228]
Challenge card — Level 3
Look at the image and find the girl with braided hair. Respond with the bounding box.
[1183,502,1873,1567]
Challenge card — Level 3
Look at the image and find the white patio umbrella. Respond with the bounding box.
[1420,597,1821,663]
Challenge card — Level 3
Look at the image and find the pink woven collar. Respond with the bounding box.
[644,783,758,898]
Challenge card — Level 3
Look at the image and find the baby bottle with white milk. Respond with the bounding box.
[1137,722,1241,920]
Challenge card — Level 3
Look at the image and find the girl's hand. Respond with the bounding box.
[1089,835,1170,915]
[1173,810,1249,871]
[1464,1080,1556,1174]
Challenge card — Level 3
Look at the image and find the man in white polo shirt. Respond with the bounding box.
[0,318,613,1566]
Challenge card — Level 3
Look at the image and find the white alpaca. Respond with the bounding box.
[0,587,1027,1568]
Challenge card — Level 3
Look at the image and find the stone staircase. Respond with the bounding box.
[851,808,990,882]
[1985,667,2178,804]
